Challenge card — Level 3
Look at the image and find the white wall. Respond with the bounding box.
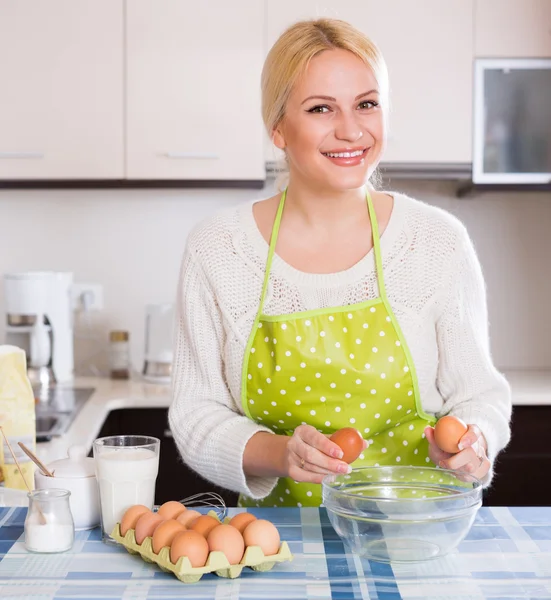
[1,181,550,375]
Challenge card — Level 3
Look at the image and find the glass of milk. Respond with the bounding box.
[93,435,160,544]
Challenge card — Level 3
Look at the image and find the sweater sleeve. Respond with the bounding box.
[168,243,278,499]
[435,225,512,484]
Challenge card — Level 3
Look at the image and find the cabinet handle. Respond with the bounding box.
[163,429,173,438]
[0,152,44,159]
[164,152,219,160]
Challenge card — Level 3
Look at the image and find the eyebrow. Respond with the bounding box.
[301,89,380,105]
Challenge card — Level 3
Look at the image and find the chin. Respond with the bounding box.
[321,169,371,192]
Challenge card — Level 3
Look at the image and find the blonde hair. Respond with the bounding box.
[261,18,389,136]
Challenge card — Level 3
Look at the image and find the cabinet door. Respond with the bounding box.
[0,1,124,179]
[265,1,473,164]
[126,0,265,181]
[475,0,551,57]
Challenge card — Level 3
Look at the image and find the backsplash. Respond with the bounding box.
[1,181,550,374]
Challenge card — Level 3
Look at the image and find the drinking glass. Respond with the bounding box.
[93,435,160,544]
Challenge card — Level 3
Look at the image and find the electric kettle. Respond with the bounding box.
[142,303,174,383]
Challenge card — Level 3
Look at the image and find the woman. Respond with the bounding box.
[168,18,511,507]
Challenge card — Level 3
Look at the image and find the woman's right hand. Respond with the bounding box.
[285,424,359,483]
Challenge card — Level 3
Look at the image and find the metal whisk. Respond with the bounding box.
[178,492,227,521]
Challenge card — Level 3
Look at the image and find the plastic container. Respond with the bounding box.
[322,465,482,563]
[110,510,293,583]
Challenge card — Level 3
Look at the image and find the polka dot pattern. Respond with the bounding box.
[242,297,433,508]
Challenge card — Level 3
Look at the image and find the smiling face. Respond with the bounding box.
[273,48,386,192]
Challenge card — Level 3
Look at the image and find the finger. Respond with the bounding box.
[473,454,491,480]
[296,440,351,474]
[458,424,482,451]
[424,426,453,463]
[299,425,345,459]
[287,464,326,484]
[439,446,477,471]
[289,449,340,476]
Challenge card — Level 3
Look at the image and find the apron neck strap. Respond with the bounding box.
[258,187,388,311]
[366,189,388,300]
[258,188,286,312]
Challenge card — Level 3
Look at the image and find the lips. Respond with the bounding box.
[321,147,368,167]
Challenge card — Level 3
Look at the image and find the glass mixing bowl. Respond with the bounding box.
[322,466,482,563]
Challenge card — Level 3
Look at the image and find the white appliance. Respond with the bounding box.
[142,303,174,383]
[3,271,74,386]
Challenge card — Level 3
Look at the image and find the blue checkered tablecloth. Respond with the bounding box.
[0,506,550,599]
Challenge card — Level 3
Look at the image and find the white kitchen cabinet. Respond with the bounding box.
[475,0,551,57]
[265,1,474,164]
[126,0,265,181]
[0,1,124,180]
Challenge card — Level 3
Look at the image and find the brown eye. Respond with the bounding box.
[308,105,330,114]
[358,100,379,110]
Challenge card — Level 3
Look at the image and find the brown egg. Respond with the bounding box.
[207,524,245,565]
[170,530,210,567]
[434,416,468,454]
[243,519,280,556]
[151,519,185,554]
[228,512,257,534]
[190,515,220,538]
[134,512,165,545]
[176,509,202,528]
[330,428,364,463]
[156,501,187,520]
[120,505,151,536]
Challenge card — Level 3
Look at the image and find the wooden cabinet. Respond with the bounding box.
[93,408,239,507]
[0,1,124,179]
[483,406,551,506]
[475,0,551,57]
[265,0,474,164]
[126,0,265,181]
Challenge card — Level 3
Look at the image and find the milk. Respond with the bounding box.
[95,447,159,536]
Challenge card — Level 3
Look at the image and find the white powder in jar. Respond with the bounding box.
[25,523,74,553]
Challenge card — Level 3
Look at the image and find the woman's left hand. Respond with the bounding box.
[424,424,491,480]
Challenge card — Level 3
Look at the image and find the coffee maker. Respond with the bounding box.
[3,271,74,387]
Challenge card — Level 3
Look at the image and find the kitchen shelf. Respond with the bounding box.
[0,179,265,190]
[456,182,551,198]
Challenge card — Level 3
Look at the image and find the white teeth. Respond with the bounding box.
[324,150,364,158]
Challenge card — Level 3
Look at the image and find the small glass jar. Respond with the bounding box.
[109,330,130,379]
[24,489,75,553]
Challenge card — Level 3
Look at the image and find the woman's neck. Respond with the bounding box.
[283,178,373,231]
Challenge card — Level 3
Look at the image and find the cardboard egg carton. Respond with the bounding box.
[110,511,293,583]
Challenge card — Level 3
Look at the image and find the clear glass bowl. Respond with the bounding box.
[322,466,482,563]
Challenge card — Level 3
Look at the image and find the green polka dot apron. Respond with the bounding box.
[239,189,436,508]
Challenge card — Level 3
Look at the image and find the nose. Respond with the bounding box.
[334,110,363,143]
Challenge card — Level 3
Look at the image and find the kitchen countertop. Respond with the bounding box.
[0,505,550,600]
[34,369,551,464]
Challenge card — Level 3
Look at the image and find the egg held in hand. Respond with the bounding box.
[434,415,468,454]
[330,427,364,463]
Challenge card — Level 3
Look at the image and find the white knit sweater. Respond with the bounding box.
[168,191,512,498]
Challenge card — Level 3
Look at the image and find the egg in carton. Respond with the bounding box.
[110,510,293,583]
